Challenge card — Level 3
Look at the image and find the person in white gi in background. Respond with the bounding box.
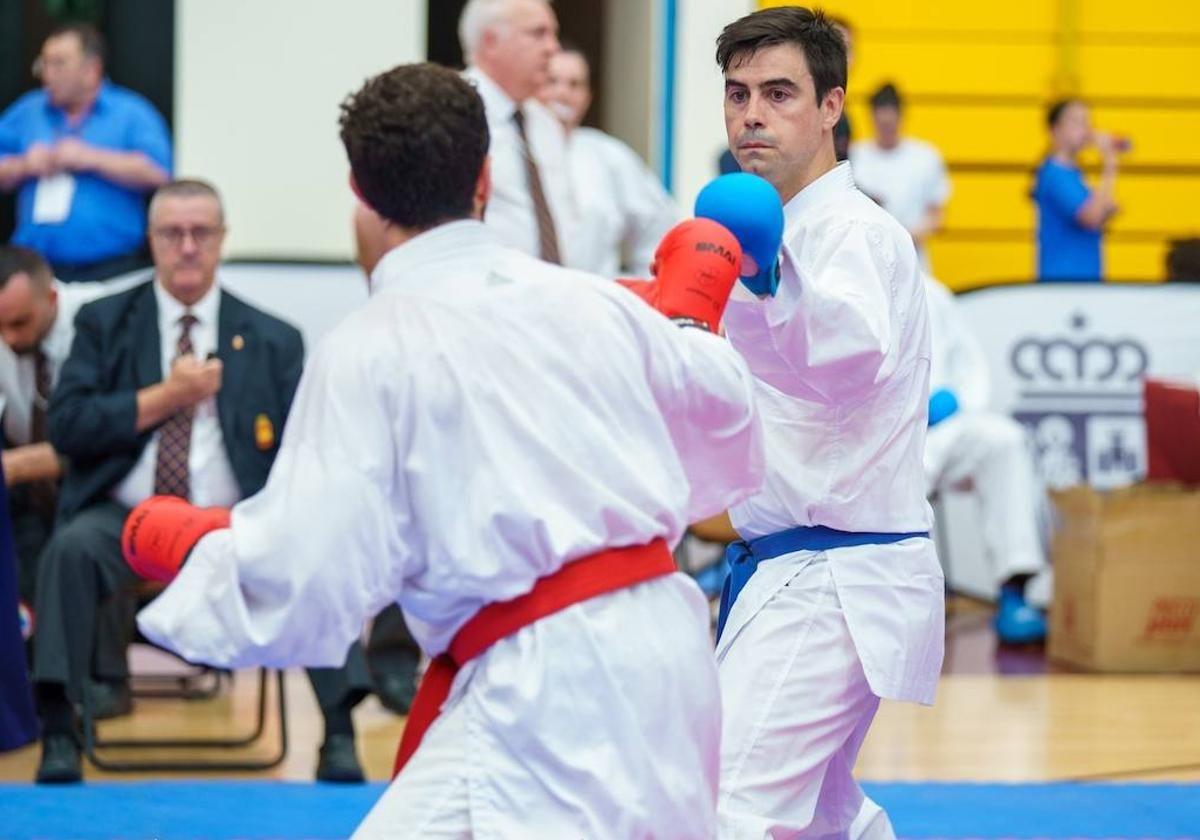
[460,0,579,267]
[924,274,1050,644]
[701,8,944,838]
[537,44,680,277]
[121,63,768,838]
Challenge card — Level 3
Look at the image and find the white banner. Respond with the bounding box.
[956,283,1200,489]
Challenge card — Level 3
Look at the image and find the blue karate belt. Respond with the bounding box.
[715,525,930,642]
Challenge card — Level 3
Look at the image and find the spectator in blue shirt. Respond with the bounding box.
[0,24,171,282]
[1032,99,1123,281]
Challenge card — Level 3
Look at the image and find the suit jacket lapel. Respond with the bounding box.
[132,284,162,390]
[215,292,249,446]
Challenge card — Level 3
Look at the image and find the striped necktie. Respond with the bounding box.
[153,314,199,499]
[512,107,562,264]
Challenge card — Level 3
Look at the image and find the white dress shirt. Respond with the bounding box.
[464,67,580,268]
[140,221,763,836]
[850,137,950,269]
[0,281,108,446]
[721,162,943,704]
[564,127,680,277]
[110,279,240,509]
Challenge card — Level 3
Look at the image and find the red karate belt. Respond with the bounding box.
[392,538,675,777]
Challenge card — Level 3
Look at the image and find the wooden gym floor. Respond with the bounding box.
[2,598,1198,784]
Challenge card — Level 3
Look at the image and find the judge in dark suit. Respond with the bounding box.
[32,179,371,783]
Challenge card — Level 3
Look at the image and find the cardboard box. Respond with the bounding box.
[1049,484,1200,672]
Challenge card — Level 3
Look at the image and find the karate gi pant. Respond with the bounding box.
[716,552,897,840]
[352,574,721,839]
[924,412,1048,586]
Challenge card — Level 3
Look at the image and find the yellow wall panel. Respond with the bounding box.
[1108,177,1200,232]
[1076,45,1200,99]
[761,0,1056,34]
[939,174,1035,230]
[925,241,1033,290]
[1079,0,1200,36]
[757,0,1200,284]
[852,44,1055,98]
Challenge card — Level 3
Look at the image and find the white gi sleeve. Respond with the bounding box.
[614,287,765,523]
[724,219,900,404]
[137,336,411,670]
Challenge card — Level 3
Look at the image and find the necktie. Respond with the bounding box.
[30,349,51,445]
[153,314,198,499]
[512,108,562,264]
[27,348,58,515]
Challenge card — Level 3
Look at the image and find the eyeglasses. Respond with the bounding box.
[152,225,224,248]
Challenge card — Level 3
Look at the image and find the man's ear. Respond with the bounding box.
[473,156,493,219]
[822,86,846,132]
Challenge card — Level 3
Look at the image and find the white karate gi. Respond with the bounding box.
[563,126,680,278]
[138,220,765,839]
[924,275,1048,587]
[718,163,945,839]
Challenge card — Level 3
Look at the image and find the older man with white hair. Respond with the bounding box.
[460,0,577,267]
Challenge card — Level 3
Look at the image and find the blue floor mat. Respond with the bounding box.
[1,780,1197,838]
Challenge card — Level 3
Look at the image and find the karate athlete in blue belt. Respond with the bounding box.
[696,7,945,838]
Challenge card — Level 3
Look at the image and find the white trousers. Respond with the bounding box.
[925,412,1048,586]
[717,553,895,839]
[353,574,721,839]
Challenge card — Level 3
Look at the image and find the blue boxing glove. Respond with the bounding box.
[694,173,785,297]
[928,389,960,427]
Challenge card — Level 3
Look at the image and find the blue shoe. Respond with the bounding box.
[995,585,1047,645]
[692,559,729,600]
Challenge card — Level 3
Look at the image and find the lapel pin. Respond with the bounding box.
[232,335,245,351]
[254,413,275,450]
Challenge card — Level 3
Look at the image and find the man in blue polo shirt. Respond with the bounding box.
[1032,99,1123,282]
[0,24,171,282]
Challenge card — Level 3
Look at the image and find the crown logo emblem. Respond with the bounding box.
[1010,313,1148,394]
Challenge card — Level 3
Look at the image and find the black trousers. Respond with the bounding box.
[10,484,132,680]
[32,501,371,718]
[366,603,420,684]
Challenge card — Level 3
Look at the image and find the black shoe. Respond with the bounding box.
[36,733,82,784]
[89,680,133,721]
[374,672,416,716]
[316,734,364,783]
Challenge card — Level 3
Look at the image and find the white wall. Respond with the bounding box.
[671,0,754,210]
[174,0,426,261]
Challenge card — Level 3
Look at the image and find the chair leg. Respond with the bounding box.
[83,669,289,773]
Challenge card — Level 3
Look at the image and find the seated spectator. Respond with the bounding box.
[850,82,950,269]
[924,274,1049,644]
[1032,99,1123,282]
[0,24,170,282]
[32,179,371,783]
[0,247,134,710]
[538,44,679,276]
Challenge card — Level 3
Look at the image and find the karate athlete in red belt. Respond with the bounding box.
[119,63,773,838]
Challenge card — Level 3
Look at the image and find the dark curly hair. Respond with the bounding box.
[716,7,847,106]
[339,63,490,229]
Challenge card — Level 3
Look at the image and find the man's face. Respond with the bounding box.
[871,105,900,148]
[724,44,840,201]
[38,34,99,109]
[1054,102,1092,156]
[0,273,57,356]
[539,51,591,129]
[482,0,560,101]
[149,195,226,306]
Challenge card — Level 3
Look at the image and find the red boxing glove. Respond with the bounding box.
[615,276,658,307]
[650,219,743,333]
[121,496,231,584]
